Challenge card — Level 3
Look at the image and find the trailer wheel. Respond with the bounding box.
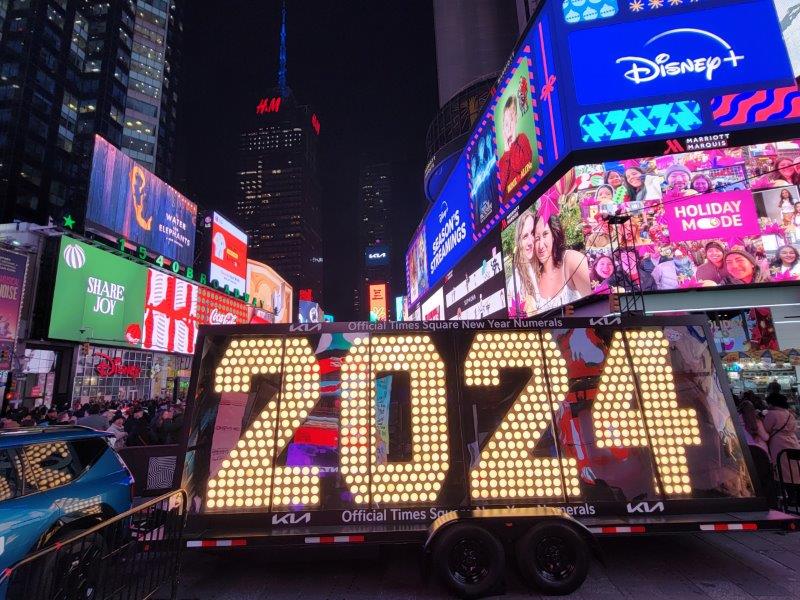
[432,523,505,599]
[515,521,589,595]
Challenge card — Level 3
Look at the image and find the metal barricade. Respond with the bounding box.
[776,448,800,515]
[1,489,186,600]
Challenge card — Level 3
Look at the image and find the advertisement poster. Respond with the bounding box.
[298,300,322,324]
[406,228,428,304]
[494,57,539,204]
[49,238,147,347]
[142,269,198,355]
[246,259,293,324]
[502,137,800,317]
[443,237,506,320]
[365,245,389,267]
[209,213,248,295]
[421,287,445,321]
[567,1,793,107]
[467,126,499,231]
[86,136,197,264]
[374,375,392,464]
[197,287,250,326]
[368,283,388,322]
[0,250,26,369]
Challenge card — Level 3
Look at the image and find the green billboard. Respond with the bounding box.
[49,237,147,346]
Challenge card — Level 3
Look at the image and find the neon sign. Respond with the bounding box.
[311,113,320,135]
[94,352,142,378]
[256,97,282,114]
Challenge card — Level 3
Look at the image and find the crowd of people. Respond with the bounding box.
[735,385,800,506]
[0,397,185,449]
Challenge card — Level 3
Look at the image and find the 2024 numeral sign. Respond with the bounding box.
[206,330,700,510]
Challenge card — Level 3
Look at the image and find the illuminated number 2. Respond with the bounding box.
[593,330,701,495]
[340,335,450,505]
[466,332,580,500]
[207,337,322,510]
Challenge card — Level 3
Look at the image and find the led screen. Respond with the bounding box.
[49,237,147,347]
[0,250,27,369]
[368,283,388,322]
[247,260,293,324]
[209,213,248,296]
[504,137,800,317]
[142,269,198,355]
[442,235,506,320]
[365,245,390,267]
[86,136,197,264]
[181,318,754,525]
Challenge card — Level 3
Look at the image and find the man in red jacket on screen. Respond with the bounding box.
[497,95,533,202]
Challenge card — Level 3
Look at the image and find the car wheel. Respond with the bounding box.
[432,523,505,599]
[32,530,107,600]
[515,521,589,595]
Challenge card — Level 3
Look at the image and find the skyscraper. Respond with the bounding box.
[235,90,323,300]
[356,162,392,319]
[0,0,183,225]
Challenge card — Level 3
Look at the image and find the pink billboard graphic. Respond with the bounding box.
[664,190,760,243]
[142,268,198,355]
[0,250,27,369]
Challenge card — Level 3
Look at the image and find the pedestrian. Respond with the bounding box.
[763,392,800,504]
[125,406,152,446]
[106,413,128,450]
[76,403,109,431]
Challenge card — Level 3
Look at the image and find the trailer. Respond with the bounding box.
[177,315,799,597]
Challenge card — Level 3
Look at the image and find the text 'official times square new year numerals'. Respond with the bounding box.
[205,329,702,511]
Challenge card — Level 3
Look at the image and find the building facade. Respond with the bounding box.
[235,91,323,300]
[356,162,392,319]
[0,0,183,226]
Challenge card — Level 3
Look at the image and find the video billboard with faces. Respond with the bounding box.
[504,137,800,317]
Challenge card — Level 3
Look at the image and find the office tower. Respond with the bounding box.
[0,0,183,224]
[357,162,392,318]
[235,90,323,299]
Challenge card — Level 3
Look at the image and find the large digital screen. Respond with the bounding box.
[442,235,506,320]
[368,283,388,322]
[0,250,27,369]
[504,137,800,317]
[197,287,251,327]
[209,213,248,295]
[247,259,293,324]
[567,2,791,107]
[142,269,198,355]
[365,245,390,267]
[86,136,197,264]
[182,318,754,525]
[50,238,147,347]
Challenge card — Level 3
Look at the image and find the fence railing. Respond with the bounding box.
[777,448,800,515]
[1,489,186,600]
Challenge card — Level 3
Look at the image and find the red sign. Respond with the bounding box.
[256,97,281,114]
[142,269,198,355]
[299,288,313,301]
[197,287,250,326]
[311,113,320,135]
[94,352,142,378]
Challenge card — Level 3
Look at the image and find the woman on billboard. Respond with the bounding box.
[770,245,800,278]
[511,210,590,314]
[724,249,772,285]
[695,241,728,285]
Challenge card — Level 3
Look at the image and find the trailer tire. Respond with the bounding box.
[432,523,505,599]
[515,521,589,595]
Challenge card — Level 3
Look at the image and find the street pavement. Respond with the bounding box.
[177,530,800,599]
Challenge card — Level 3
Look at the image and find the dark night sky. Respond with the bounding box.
[177,1,439,320]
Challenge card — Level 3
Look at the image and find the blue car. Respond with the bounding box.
[0,426,133,578]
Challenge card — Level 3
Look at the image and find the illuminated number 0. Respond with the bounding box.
[466,332,580,500]
[593,330,700,495]
[207,337,322,510]
[340,335,450,505]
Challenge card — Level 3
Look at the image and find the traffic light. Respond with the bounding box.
[609,293,621,313]
[564,304,574,317]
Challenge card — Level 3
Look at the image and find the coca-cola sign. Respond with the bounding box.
[94,352,142,378]
[209,308,237,325]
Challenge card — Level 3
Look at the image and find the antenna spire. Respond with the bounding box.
[278,0,288,96]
